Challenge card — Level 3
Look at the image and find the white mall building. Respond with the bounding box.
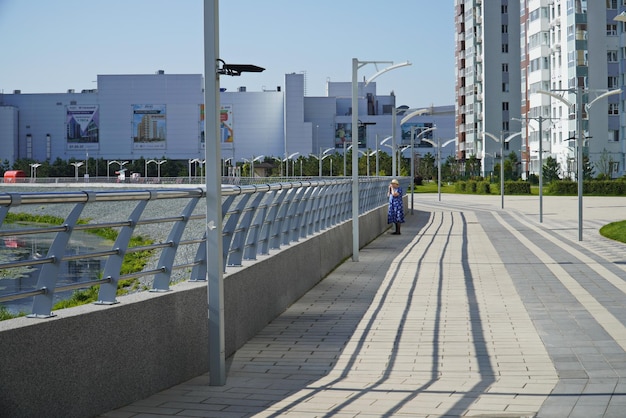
[0,71,455,173]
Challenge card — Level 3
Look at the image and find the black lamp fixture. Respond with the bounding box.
[216,59,265,77]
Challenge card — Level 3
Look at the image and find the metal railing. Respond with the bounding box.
[0,177,397,318]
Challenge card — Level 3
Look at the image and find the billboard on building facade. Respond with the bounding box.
[334,123,352,148]
[66,105,99,151]
[334,123,367,149]
[400,122,435,148]
[132,104,166,150]
[221,105,233,143]
[199,104,233,150]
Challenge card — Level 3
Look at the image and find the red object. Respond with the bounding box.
[3,170,26,183]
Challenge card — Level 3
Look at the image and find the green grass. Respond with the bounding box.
[600,220,626,244]
[1,213,154,319]
[414,181,457,194]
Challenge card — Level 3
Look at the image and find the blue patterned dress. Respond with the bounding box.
[387,187,405,224]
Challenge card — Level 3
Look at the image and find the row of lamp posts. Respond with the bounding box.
[204,0,623,385]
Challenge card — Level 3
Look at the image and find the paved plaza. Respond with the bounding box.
[102,194,626,417]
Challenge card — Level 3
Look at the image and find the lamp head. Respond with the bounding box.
[217,59,265,76]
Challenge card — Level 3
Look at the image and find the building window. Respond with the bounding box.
[502,43,509,53]
[609,130,619,142]
[501,5,508,14]
[609,76,619,89]
[607,0,618,9]
[502,121,510,131]
[502,82,509,92]
[502,63,509,72]
[502,102,509,111]
[609,103,619,115]
[502,24,508,33]
[607,24,618,36]
[608,50,618,62]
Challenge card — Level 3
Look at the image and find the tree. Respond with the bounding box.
[594,149,615,179]
[442,155,460,182]
[417,152,435,180]
[506,151,519,180]
[542,156,560,183]
[465,154,480,179]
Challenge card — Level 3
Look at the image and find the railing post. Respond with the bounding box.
[96,199,149,305]
[30,192,95,317]
[152,197,200,291]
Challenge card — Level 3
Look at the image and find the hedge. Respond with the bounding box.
[547,179,626,196]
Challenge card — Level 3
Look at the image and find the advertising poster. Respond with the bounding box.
[199,104,233,149]
[334,123,367,149]
[334,123,352,148]
[132,104,166,150]
[221,104,233,143]
[66,105,99,150]
[400,122,435,148]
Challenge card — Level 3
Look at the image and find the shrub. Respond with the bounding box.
[548,180,577,195]
[476,181,491,194]
[547,179,626,196]
[505,180,531,195]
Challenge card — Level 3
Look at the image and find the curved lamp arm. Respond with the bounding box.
[586,89,621,111]
[536,90,573,107]
[400,108,430,125]
[364,61,411,86]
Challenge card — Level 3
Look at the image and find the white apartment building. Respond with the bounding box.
[458,0,626,180]
[455,0,522,177]
[522,0,623,180]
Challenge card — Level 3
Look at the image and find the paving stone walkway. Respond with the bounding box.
[102,194,626,417]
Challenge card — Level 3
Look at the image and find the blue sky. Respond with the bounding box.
[0,0,454,108]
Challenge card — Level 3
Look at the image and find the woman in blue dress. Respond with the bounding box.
[387,179,405,235]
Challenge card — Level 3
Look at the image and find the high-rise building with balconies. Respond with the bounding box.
[455,0,522,177]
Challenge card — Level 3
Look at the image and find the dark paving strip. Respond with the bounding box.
[475,211,626,417]
[499,212,626,336]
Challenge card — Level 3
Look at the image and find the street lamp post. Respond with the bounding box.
[156,159,166,181]
[197,159,206,182]
[379,136,392,176]
[188,158,200,183]
[222,157,232,177]
[422,137,455,202]
[70,161,84,181]
[205,0,265,386]
[408,126,437,214]
[29,163,41,181]
[365,149,378,177]
[107,160,127,181]
[283,152,298,178]
[244,155,265,178]
[399,108,430,178]
[146,159,167,182]
[537,88,621,240]
[352,58,410,262]
[310,147,333,176]
[483,131,522,209]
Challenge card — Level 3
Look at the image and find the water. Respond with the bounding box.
[0,225,113,315]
